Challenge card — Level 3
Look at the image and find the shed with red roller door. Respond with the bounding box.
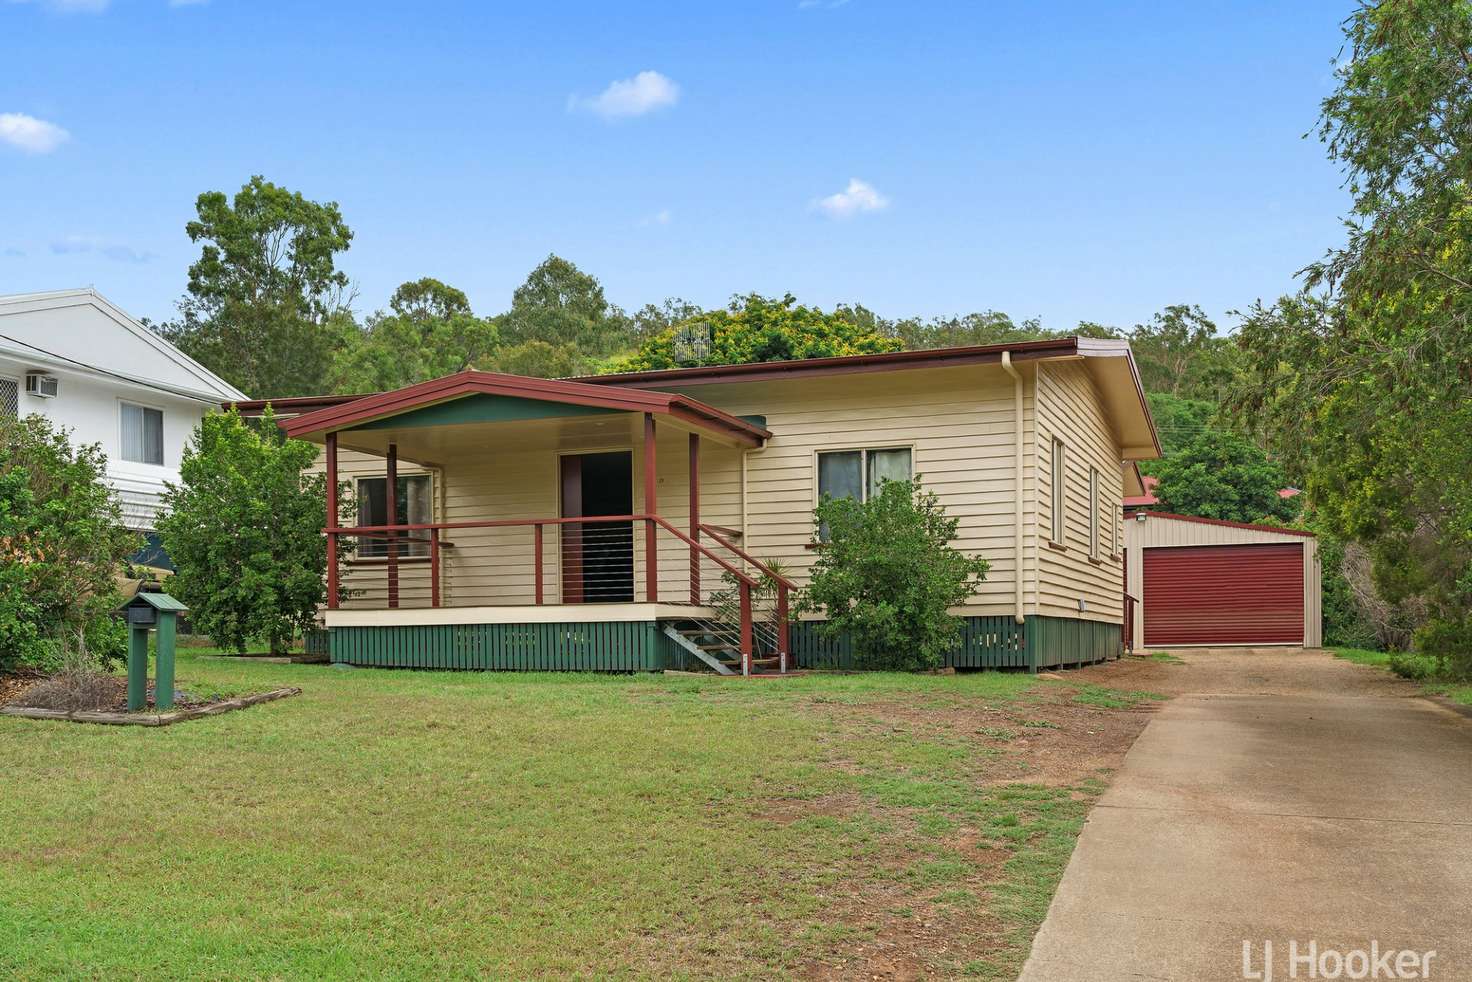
[1123,512,1321,649]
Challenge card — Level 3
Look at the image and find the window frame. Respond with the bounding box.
[119,399,166,466]
[814,445,915,506]
[1049,437,1066,546]
[354,472,435,561]
[1088,465,1101,559]
[0,375,18,419]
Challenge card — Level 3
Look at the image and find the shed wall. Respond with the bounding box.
[1123,513,1321,647]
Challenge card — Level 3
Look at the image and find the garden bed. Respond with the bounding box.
[0,671,300,726]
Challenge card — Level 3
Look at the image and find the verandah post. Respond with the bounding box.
[689,432,700,604]
[739,580,753,677]
[776,582,789,672]
[325,431,339,610]
[534,523,544,604]
[386,442,399,609]
[430,533,441,608]
[644,413,658,603]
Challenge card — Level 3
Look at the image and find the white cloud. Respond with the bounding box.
[569,70,679,120]
[50,235,155,264]
[639,209,672,227]
[0,113,70,154]
[813,178,889,218]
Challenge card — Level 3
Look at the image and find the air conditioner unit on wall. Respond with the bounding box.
[25,372,59,398]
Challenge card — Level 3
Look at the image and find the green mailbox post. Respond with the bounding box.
[116,592,189,711]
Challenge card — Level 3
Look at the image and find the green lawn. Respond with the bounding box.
[1,652,1150,979]
[1332,648,1472,706]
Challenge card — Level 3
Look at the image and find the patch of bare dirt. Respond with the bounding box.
[0,670,44,706]
[769,664,1171,979]
[1076,648,1420,699]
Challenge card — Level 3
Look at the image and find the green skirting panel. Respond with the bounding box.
[791,615,1120,671]
[1025,615,1122,670]
[330,621,663,672]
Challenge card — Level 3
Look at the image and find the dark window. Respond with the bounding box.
[1050,438,1065,544]
[817,447,912,504]
[1089,465,1100,558]
[817,447,913,539]
[357,475,432,557]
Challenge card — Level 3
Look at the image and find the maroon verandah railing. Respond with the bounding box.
[325,513,791,673]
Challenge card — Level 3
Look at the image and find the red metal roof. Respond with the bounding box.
[572,337,1083,387]
[1123,474,1161,508]
[277,370,771,447]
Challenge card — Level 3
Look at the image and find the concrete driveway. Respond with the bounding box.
[1019,648,1472,981]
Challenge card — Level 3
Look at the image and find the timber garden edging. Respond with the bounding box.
[0,686,302,727]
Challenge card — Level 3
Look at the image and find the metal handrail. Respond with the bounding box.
[648,516,760,588]
[329,513,650,535]
[698,524,797,590]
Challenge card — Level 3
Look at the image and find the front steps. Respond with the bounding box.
[662,622,788,676]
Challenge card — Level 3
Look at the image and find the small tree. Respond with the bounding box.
[0,415,136,672]
[160,407,346,655]
[799,478,989,671]
[611,293,902,372]
[1151,429,1301,525]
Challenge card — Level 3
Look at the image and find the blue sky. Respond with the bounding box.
[2,0,1351,332]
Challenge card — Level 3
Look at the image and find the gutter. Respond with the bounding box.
[1000,352,1026,625]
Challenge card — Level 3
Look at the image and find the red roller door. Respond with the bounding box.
[1143,543,1304,646]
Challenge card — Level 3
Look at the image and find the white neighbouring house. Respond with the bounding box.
[0,289,247,557]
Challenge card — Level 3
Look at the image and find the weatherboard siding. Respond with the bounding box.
[1034,361,1126,623]
[313,359,1136,630]
[662,364,1040,618]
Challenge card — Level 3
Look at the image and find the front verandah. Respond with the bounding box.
[282,372,795,674]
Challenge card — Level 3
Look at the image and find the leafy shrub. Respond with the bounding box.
[799,478,989,671]
[1387,652,1436,681]
[1414,616,1472,681]
[160,407,349,656]
[0,415,137,672]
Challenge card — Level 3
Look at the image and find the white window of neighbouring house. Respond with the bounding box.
[1089,465,1100,558]
[120,402,164,465]
[0,378,17,418]
[1050,438,1065,544]
[357,474,433,558]
[818,447,912,503]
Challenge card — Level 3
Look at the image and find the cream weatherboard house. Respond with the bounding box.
[0,289,247,562]
[235,337,1159,673]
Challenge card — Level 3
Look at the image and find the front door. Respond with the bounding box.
[560,451,634,603]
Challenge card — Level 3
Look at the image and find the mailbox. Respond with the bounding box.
[114,591,189,711]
